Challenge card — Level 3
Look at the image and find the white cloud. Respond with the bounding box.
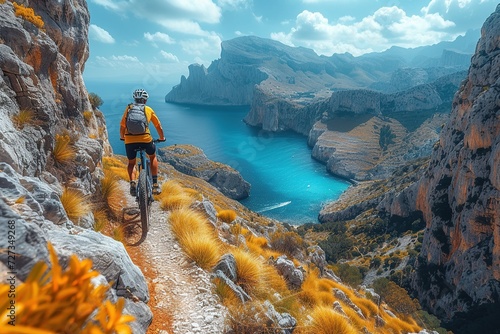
[180,33,222,58]
[130,0,221,25]
[90,0,125,11]
[89,24,115,44]
[217,0,251,10]
[421,0,497,32]
[110,55,140,62]
[155,19,209,36]
[92,0,222,37]
[144,32,175,46]
[253,13,263,23]
[160,51,179,62]
[271,7,458,56]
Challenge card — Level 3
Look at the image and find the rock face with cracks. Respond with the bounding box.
[0,1,149,331]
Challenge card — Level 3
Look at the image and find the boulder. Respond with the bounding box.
[273,255,304,289]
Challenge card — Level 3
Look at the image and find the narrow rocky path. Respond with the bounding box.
[121,181,228,333]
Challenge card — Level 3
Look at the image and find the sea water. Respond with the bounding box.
[86,83,350,224]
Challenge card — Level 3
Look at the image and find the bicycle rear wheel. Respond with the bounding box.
[138,170,150,241]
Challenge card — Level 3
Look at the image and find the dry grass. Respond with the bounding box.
[169,207,209,239]
[100,170,123,215]
[157,180,196,210]
[92,209,109,232]
[230,248,263,294]
[160,193,194,210]
[12,108,38,129]
[53,134,76,164]
[60,187,91,223]
[214,277,239,306]
[217,209,237,223]
[168,207,221,269]
[102,156,129,180]
[306,306,359,334]
[384,315,421,333]
[178,231,221,270]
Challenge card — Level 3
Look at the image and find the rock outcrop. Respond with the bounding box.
[380,5,500,331]
[0,1,150,330]
[306,72,462,181]
[158,144,251,200]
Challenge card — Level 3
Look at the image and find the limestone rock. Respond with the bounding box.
[273,255,304,289]
[158,144,250,200]
[379,5,500,330]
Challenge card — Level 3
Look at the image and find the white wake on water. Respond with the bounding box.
[257,201,292,213]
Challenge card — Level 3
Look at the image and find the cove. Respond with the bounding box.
[89,84,350,225]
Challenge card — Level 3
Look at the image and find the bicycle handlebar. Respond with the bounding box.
[120,138,166,142]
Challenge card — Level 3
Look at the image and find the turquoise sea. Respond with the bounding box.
[86,83,350,225]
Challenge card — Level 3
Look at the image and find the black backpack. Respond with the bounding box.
[126,103,148,135]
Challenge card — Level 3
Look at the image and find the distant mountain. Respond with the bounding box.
[165,32,476,106]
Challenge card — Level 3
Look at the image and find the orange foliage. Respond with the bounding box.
[13,2,44,29]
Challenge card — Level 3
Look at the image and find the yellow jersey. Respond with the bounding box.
[120,104,161,144]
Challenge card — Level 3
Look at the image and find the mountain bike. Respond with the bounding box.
[121,139,163,246]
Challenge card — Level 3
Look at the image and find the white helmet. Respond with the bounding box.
[133,88,149,100]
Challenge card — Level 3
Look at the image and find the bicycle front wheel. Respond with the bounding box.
[138,170,150,241]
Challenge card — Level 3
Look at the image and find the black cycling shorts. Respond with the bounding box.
[125,141,156,160]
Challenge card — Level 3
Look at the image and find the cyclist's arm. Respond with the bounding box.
[149,108,165,141]
[119,108,128,140]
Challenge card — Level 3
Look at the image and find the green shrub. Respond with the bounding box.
[88,92,103,109]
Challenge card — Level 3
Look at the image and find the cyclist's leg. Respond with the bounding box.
[125,144,139,195]
[145,142,160,194]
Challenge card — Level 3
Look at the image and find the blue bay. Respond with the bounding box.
[87,83,350,225]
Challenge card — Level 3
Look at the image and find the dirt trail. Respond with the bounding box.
[121,181,228,333]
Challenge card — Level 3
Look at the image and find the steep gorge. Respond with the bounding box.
[379,5,500,331]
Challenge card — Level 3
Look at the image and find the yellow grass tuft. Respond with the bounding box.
[160,179,185,197]
[385,315,421,333]
[230,248,263,294]
[100,170,123,215]
[102,156,129,180]
[12,108,37,129]
[168,207,210,240]
[157,180,196,210]
[178,232,221,270]
[214,277,239,306]
[160,193,194,210]
[53,134,76,164]
[352,296,379,318]
[60,187,91,223]
[92,209,109,232]
[217,209,237,223]
[257,265,289,300]
[307,306,359,334]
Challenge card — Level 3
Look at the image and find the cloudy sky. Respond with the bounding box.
[83,0,498,88]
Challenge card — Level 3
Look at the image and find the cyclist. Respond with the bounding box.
[120,88,165,196]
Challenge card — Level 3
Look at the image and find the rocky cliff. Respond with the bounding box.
[0,1,150,331]
[158,144,251,200]
[379,5,500,331]
[306,72,463,181]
